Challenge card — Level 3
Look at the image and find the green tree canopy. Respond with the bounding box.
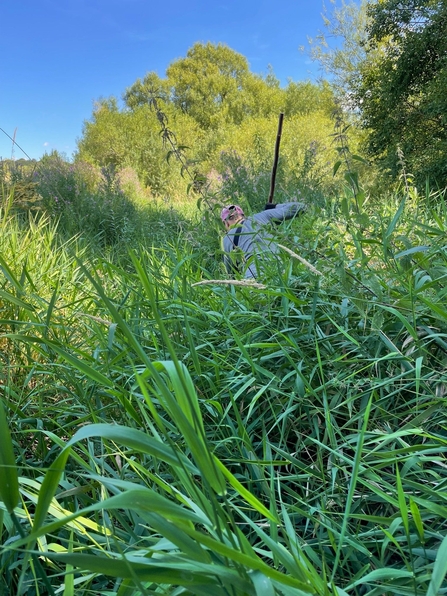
[166,42,250,128]
[284,80,335,117]
[78,41,339,197]
[124,42,290,129]
[78,98,129,168]
[355,0,447,187]
[123,72,171,111]
[306,0,370,100]
[124,42,337,131]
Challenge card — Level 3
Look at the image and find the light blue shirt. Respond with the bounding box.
[222,202,306,279]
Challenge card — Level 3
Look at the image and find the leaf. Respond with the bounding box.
[63,532,75,596]
[395,464,409,535]
[409,498,424,544]
[146,361,227,495]
[33,423,199,531]
[33,449,72,531]
[213,456,279,523]
[7,334,114,388]
[394,245,429,259]
[347,567,414,589]
[333,161,342,176]
[251,570,275,596]
[0,289,35,312]
[427,534,447,596]
[344,171,359,191]
[351,154,369,164]
[69,423,199,470]
[331,393,373,580]
[385,197,406,241]
[41,552,248,588]
[0,401,19,513]
[356,190,365,210]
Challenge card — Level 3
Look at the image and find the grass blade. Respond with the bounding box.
[0,400,19,513]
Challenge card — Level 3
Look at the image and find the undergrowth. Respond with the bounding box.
[1,176,447,595]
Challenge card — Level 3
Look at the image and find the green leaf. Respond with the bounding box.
[427,534,447,596]
[145,361,226,495]
[33,449,72,530]
[41,552,250,590]
[333,161,342,176]
[32,423,199,531]
[385,197,406,241]
[0,401,19,513]
[409,498,424,544]
[213,456,279,523]
[394,245,429,259]
[347,567,414,589]
[351,154,369,164]
[63,532,75,596]
[395,464,409,535]
[6,334,114,388]
[331,393,373,581]
[251,570,275,596]
[66,423,199,473]
[0,289,35,312]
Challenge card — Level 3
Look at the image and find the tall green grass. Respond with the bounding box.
[0,185,447,595]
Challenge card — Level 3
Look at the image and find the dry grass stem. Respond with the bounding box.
[77,313,114,326]
[277,244,323,276]
[192,279,267,289]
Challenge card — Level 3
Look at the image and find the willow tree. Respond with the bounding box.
[124,42,285,130]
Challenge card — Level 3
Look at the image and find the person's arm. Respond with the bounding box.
[253,201,306,225]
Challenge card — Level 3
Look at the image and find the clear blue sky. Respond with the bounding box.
[1,0,340,161]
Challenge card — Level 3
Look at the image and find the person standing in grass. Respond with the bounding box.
[220,201,306,280]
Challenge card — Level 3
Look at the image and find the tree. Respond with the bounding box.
[354,0,447,187]
[77,41,351,198]
[77,98,129,168]
[284,80,335,117]
[123,72,170,111]
[166,42,253,128]
[236,68,284,121]
[306,0,370,101]
[77,98,190,195]
[123,42,286,129]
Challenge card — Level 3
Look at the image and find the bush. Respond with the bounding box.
[34,153,145,248]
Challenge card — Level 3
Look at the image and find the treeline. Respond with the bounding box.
[76,0,447,202]
[4,0,446,219]
[76,42,356,207]
[311,0,447,190]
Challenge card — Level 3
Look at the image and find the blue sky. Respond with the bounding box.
[2,0,341,161]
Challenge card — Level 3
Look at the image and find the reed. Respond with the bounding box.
[0,187,446,595]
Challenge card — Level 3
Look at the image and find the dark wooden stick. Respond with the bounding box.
[267,112,284,205]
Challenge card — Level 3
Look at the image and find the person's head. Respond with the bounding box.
[221,204,245,230]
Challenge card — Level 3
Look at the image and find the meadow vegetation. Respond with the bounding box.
[2,152,447,595]
[1,2,447,593]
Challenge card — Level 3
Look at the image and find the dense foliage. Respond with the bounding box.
[309,0,447,189]
[77,42,352,204]
[354,0,447,188]
[1,7,447,594]
[1,163,447,593]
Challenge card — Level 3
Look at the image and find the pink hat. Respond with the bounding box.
[220,204,244,222]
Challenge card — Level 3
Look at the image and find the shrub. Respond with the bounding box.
[34,153,146,248]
